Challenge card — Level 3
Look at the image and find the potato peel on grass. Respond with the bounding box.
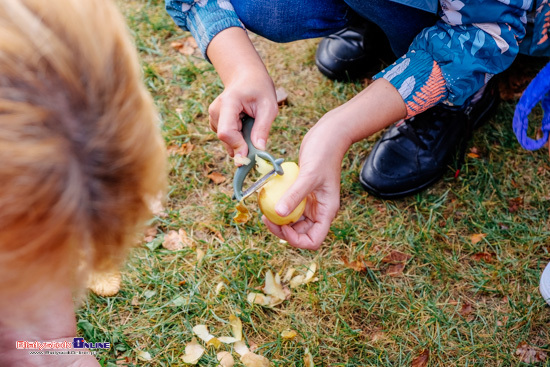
[217,351,235,367]
[181,338,205,364]
[248,264,317,307]
[234,341,271,367]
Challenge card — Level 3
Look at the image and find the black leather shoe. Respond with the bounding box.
[315,21,393,81]
[359,80,500,199]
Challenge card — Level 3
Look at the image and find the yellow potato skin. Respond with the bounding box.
[258,162,306,225]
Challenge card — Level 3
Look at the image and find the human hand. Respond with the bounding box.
[207,27,278,159]
[262,113,353,250]
[262,78,407,249]
[208,68,278,158]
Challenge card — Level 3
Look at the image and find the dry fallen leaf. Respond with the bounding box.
[167,143,194,156]
[217,351,235,367]
[143,226,158,243]
[515,341,548,363]
[162,229,190,251]
[281,329,297,340]
[88,269,121,297]
[181,338,205,364]
[207,171,226,184]
[508,197,523,213]
[471,252,494,262]
[342,255,376,272]
[470,233,487,244]
[387,263,405,277]
[148,193,167,218]
[381,250,412,264]
[303,347,314,367]
[459,302,475,321]
[411,349,429,367]
[276,87,289,105]
[172,37,198,56]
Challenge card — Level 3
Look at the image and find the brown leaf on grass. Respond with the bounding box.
[144,226,158,243]
[470,233,487,244]
[171,37,198,56]
[162,229,191,250]
[207,171,226,184]
[459,302,475,321]
[342,255,376,272]
[515,341,548,363]
[382,250,412,264]
[508,197,523,213]
[170,41,183,50]
[276,87,289,105]
[411,349,430,367]
[387,263,405,277]
[148,193,167,218]
[471,252,494,262]
[167,143,194,156]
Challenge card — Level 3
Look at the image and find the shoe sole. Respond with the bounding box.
[540,262,550,306]
[359,82,500,200]
[359,170,445,199]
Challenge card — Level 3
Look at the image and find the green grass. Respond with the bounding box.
[77,1,550,365]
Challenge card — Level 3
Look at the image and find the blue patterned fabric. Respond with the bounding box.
[166,0,550,116]
[165,0,244,57]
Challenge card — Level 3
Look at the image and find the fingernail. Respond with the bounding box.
[256,139,266,150]
[276,203,289,217]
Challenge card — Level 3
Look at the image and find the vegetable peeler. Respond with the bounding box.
[233,115,284,202]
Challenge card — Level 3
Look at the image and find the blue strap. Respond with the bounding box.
[513,61,550,150]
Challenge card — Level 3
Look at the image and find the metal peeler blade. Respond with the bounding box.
[232,116,284,202]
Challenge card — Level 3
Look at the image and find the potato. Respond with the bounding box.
[258,162,306,225]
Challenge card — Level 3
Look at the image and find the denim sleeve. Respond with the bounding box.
[375,0,531,118]
[165,0,244,58]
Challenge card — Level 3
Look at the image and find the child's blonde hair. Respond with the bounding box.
[0,0,166,317]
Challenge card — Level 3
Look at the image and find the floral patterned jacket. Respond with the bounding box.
[166,0,550,117]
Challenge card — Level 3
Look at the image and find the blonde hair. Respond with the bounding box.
[0,0,166,315]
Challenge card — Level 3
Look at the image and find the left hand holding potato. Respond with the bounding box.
[263,79,407,249]
[262,113,351,250]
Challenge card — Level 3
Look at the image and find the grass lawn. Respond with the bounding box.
[77,1,550,365]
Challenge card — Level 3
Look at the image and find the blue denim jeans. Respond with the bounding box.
[231,0,438,57]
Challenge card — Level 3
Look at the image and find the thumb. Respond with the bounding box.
[275,173,312,217]
[250,104,277,151]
